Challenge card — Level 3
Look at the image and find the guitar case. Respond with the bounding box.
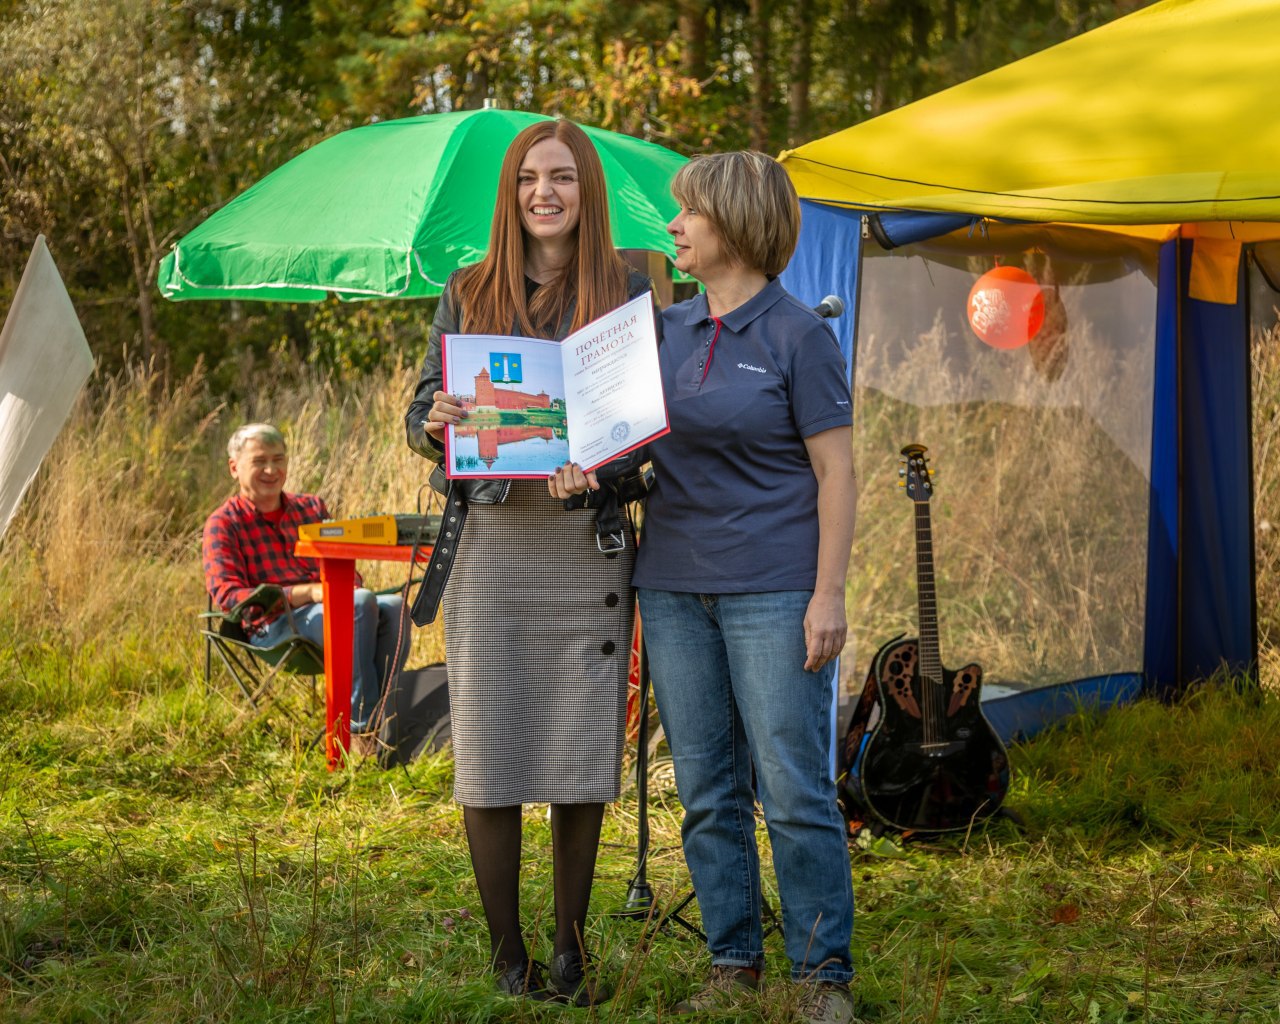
[836,640,892,832]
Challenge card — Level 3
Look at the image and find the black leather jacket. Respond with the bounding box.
[405,267,659,507]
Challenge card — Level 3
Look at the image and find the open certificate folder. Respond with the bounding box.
[441,292,668,479]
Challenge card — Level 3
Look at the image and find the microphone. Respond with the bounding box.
[813,295,845,319]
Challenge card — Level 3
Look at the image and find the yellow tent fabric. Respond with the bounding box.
[780,0,1280,231]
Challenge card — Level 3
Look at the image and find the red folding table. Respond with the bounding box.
[293,536,433,769]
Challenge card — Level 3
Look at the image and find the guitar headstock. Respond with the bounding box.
[898,443,934,502]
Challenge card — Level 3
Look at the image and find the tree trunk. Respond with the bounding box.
[110,149,163,380]
[787,0,814,145]
[459,61,491,110]
[124,197,160,378]
[748,0,773,151]
[909,0,933,101]
[677,0,709,80]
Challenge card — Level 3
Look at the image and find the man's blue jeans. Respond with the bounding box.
[252,589,408,733]
[637,588,854,984]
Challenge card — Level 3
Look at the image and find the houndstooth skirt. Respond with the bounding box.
[442,481,635,806]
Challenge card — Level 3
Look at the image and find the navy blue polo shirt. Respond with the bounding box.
[633,277,852,593]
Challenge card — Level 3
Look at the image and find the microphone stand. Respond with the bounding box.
[613,633,655,918]
[611,630,706,939]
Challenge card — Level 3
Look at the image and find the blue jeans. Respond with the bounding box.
[253,589,408,733]
[638,588,854,983]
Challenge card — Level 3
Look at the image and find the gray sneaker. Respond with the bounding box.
[797,981,859,1024]
[674,965,761,1013]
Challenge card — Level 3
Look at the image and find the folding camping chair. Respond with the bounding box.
[201,583,325,723]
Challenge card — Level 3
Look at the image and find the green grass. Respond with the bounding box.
[3,659,1280,1022]
[0,321,1277,1021]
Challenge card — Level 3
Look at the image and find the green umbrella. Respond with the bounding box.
[158,108,686,302]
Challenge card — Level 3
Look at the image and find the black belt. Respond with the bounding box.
[410,481,468,626]
[591,485,627,554]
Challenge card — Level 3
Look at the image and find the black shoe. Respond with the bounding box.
[495,959,554,1001]
[548,951,614,1007]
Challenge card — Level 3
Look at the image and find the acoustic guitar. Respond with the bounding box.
[844,444,1010,833]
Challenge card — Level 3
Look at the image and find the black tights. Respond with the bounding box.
[462,802,605,971]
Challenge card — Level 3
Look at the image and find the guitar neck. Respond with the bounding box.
[913,499,944,685]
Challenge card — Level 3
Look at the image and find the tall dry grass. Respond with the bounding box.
[842,248,1280,697]
[0,357,447,708]
[1,286,1276,709]
[845,245,1156,696]
[1253,318,1280,687]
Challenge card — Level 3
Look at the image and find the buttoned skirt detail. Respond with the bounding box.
[442,481,635,806]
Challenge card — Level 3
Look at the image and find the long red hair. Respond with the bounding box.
[454,119,629,337]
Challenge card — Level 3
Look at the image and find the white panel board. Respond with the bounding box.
[0,236,94,540]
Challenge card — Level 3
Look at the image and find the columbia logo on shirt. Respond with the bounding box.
[737,362,768,374]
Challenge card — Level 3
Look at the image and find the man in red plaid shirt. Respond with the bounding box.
[203,423,407,752]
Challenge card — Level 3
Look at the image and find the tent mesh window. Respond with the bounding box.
[850,225,1158,699]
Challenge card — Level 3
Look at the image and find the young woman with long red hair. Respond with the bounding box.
[405,118,654,1006]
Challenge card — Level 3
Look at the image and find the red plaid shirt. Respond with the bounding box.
[203,492,331,634]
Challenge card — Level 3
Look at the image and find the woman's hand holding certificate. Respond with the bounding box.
[422,391,468,440]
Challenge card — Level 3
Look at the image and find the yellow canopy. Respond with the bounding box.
[780,0,1280,233]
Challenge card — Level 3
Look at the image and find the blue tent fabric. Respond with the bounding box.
[780,199,863,769]
[867,211,978,250]
[780,199,863,373]
[1179,242,1257,682]
[982,674,1144,743]
[1144,239,1181,695]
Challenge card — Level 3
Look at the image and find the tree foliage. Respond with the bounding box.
[0,0,1155,386]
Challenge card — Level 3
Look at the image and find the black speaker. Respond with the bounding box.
[377,663,451,768]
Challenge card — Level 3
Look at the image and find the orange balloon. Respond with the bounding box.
[967,266,1045,349]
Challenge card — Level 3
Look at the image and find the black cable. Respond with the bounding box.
[365,488,441,742]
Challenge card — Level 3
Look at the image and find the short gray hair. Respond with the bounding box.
[227,423,286,459]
